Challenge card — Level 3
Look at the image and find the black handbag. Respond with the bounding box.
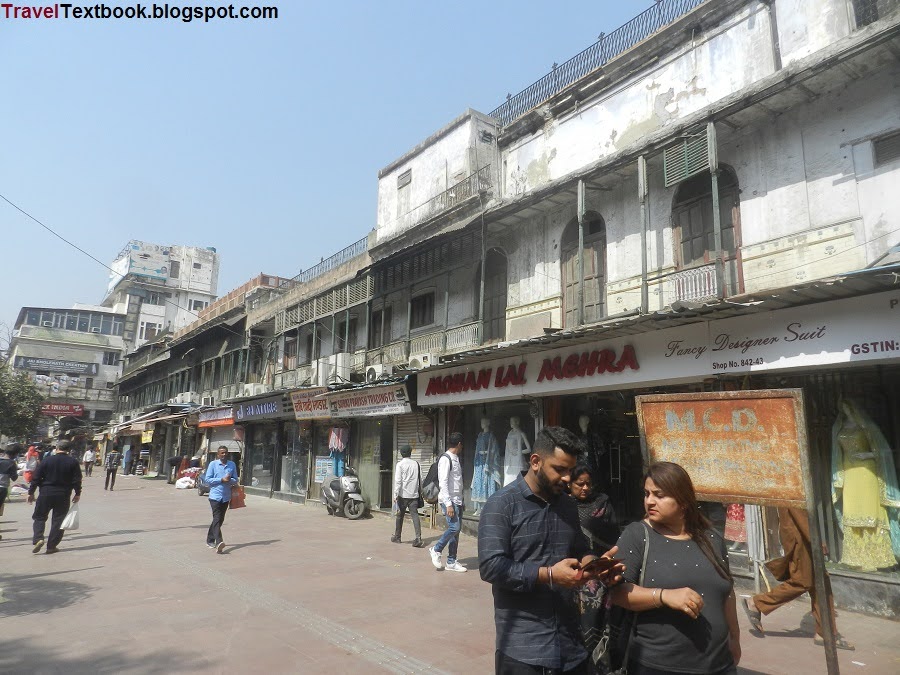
[592,523,651,675]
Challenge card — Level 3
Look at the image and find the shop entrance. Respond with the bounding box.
[355,418,395,510]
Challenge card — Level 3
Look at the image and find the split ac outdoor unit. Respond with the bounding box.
[316,353,352,386]
[241,383,269,397]
[176,391,198,404]
[408,353,437,370]
[365,364,394,383]
[201,396,215,406]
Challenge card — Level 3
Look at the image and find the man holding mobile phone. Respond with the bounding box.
[478,426,624,674]
[205,446,238,554]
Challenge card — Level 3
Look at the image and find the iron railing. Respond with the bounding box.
[287,236,369,286]
[490,0,709,127]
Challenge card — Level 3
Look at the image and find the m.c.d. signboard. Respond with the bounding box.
[634,389,810,508]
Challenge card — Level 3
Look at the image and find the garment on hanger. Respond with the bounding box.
[471,431,502,509]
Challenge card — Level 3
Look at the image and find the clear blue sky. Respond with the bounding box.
[0,1,650,331]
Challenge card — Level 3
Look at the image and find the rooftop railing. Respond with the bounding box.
[287,236,369,286]
[489,0,709,127]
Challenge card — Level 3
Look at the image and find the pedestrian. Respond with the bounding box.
[123,445,134,476]
[391,444,424,547]
[23,444,40,484]
[28,439,82,555]
[428,431,467,572]
[479,426,622,674]
[82,447,95,477]
[742,507,855,650]
[205,445,238,554]
[0,444,23,527]
[610,461,740,675]
[104,447,122,490]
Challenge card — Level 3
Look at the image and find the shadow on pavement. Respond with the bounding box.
[223,539,280,552]
[59,540,136,552]
[0,575,91,617]
[0,640,212,674]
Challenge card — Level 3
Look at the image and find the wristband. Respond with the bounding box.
[652,588,659,606]
[547,566,554,590]
[658,588,665,608]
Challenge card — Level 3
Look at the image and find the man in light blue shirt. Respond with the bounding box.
[205,446,238,553]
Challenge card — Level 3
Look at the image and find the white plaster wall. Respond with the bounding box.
[777,0,851,66]
[502,2,776,197]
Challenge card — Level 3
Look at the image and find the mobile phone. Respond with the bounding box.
[581,557,622,575]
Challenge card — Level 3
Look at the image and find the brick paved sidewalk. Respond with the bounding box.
[0,476,896,674]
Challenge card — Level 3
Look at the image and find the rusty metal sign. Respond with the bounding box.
[634,389,810,508]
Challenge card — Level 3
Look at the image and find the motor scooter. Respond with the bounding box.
[320,466,366,519]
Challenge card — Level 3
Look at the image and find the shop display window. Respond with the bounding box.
[246,424,278,491]
[281,421,310,497]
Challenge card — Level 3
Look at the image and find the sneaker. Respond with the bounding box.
[444,561,468,573]
[411,539,425,548]
[207,544,216,549]
[32,539,45,554]
[429,546,443,570]
[390,535,401,543]
[216,542,225,554]
[46,547,59,554]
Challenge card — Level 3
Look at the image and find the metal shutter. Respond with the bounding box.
[395,413,435,468]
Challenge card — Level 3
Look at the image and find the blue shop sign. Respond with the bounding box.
[233,394,292,422]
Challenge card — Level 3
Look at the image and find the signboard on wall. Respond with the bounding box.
[40,403,84,417]
[198,407,234,428]
[15,356,99,375]
[314,456,332,484]
[290,387,330,420]
[634,389,809,508]
[325,384,412,418]
[233,394,293,422]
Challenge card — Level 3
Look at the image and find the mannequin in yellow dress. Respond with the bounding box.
[832,401,898,571]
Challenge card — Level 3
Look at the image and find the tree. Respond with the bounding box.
[0,365,44,440]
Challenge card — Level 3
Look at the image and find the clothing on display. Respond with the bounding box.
[831,400,900,570]
[471,425,502,512]
[724,503,747,544]
[329,426,349,477]
[503,417,531,486]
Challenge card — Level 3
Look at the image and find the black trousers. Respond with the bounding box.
[33,493,71,549]
[105,468,118,490]
[495,651,591,675]
[394,497,422,539]
[207,499,229,545]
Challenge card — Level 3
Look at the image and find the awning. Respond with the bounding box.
[149,412,189,424]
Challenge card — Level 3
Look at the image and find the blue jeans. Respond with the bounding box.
[434,503,462,564]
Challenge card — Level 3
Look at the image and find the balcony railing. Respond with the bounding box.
[350,350,366,374]
[445,321,481,352]
[367,340,408,366]
[410,331,444,355]
[669,264,718,303]
[285,236,369,286]
[489,0,708,127]
[390,165,492,238]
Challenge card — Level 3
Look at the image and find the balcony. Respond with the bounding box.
[366,340,408,366]
[444,322,481,353]
[669,264,718,303]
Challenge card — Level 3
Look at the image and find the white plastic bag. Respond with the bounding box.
[61,502,80,530]
[175,477,195,489]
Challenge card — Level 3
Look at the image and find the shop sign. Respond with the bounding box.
[40,402,85,416]
[418,290,900,405]
[635,389,810,508]
[141,430,154,444]
[314,456,332,483]
[15,356,99,375]
[233,394,292,422]
[326,384,412,418]
[198,407,234,428]
[290,387,330,420]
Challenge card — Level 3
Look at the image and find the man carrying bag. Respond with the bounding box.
[28,440,82,554]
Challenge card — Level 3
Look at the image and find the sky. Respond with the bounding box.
[0,1,651,333]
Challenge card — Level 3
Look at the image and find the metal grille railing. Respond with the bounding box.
[489,0,709,127]
[391,166,492,237]
[285,236,368,286]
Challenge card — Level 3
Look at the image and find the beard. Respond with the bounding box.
[536,465,565,497]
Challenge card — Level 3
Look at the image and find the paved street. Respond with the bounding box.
[1,475,898,675]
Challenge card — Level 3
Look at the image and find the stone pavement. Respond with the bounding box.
[0,475,898,674]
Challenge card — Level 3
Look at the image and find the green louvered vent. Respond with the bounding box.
[663,134,710,187]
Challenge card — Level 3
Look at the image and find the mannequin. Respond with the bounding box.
[471,417,501,514]
[503,416,532,486]
[832,401,899,570]
[577,414,606,487]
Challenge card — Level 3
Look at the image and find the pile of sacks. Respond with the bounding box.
[175,466,203,489]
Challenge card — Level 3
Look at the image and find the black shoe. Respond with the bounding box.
[390,535,401,543]
[32,539,44,554]
[46,547,59,554]
[411,539,425,548]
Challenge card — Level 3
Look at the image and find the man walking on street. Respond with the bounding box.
[0,444,23,528]
[392,444,424,547]
[105,447,122,490]
[479,426,623,674]
[82,447,95,477]
[429,432,466,572]
[205,445,238,554]
[28,439,82,554]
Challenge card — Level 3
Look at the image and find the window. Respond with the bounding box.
[170,260,181,279]
[78,314,89,332]
[673,169,739,268]
[190,299,208,312]
[85,377,94,389]
[410,293,435,330]
[103,351,120,366]
[561,214,607,328]
[25,310,39,325]
[139,321,161,340]
[337,318,358,353]
[874,129,900,167]
[147,292,166,306]
[193,262,202,269]
[101,314,113,335]
[370,306,393,349]
[284,337,298,370]
[397,169,412,188]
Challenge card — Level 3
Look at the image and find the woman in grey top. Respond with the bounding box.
[610,462,740,675]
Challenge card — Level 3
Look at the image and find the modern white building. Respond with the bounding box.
[102,240,220,351]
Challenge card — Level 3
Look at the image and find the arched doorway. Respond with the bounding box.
[561,212,607,328]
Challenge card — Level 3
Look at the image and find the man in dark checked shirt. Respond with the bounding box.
[479,426,623,674]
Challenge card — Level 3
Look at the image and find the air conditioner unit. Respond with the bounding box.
[201,396,215,406]
[167,397,179,405]
[175,391,198,404]
[241,383,269,397]
[314,354,352,386]
[365,364,394,383]
[42,321,53,327]
[90,327,101,333]
[408,353,437,370]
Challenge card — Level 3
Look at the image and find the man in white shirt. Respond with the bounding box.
[391,444,424,547]
[430,431,466,573]
[82,448,96,477]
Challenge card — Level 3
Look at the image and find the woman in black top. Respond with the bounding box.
[610,462,740,675]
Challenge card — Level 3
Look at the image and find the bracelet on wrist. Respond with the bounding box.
[658,588,665,607]
[547,566,554,590]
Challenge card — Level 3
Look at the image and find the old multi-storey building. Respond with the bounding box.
[103,240,220,351]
